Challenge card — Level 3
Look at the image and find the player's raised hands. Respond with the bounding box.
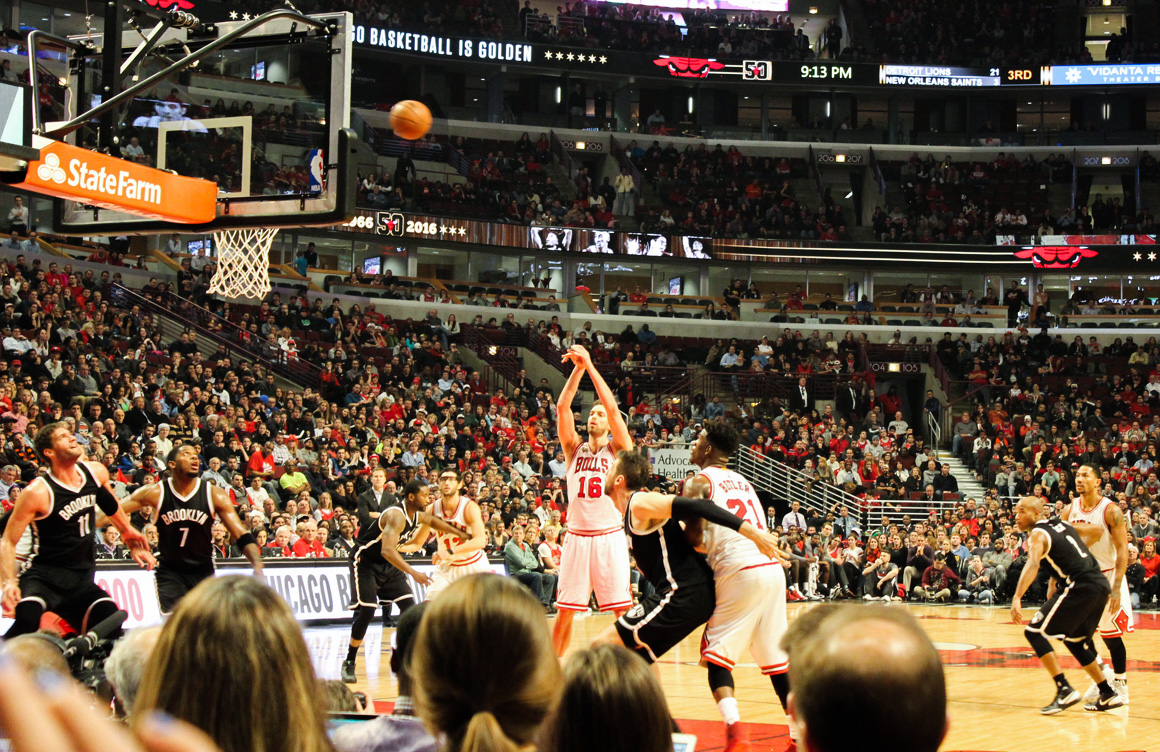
[0,650,222,752]
[568,345,594,368]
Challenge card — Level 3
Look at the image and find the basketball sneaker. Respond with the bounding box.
[1084,691,1124,712]
[1113,679,1129,705]
[341,659,357,684]
[1081,662,1115,703]
[1040,687,1080,715]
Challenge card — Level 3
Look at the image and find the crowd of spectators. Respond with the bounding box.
[2,233,1158,617]
[530,4,825,62]
[861,0,1060,67]
[355,133,623,230]
[623,140,852,241]
[875,151,1078,244]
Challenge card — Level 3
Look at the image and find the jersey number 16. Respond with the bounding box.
[576,477,603,499]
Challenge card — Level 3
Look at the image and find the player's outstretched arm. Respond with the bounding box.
[569,345,631,454]
[103,482,161,524]
[556,360,586,462]
[0,482,49,611]
[211,486,262,578]
[627,492,783,560]
[85,462,156,570]
[1010,530,1047,626]
[413,511,470,544]
[377,508,430,586]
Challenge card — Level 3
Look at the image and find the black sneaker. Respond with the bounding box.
[341,660,357,684]
[1040,688,1080,715]
[1084,692,1124,712]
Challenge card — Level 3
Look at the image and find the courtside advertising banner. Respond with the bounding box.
[0,559,506,631]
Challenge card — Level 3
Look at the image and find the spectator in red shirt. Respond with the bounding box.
[291,518,330,558]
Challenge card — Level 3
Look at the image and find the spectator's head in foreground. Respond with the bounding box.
[541,644,672,752]
[412,574,561,752]
[105,625,162,717]
[787,605,947,752]
[133,576,332,752]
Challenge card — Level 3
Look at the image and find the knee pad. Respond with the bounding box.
[4,600,45,639]
[707,663,735,692]
[1064,639,1098,667]
[350,606,377,641]
[1024,628,1053,658]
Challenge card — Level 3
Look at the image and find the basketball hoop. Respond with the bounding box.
[208,227,279,299]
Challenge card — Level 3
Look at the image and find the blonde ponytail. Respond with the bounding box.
[462,711,520,752]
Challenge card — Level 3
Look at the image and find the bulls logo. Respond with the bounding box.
[1012,246,1099,269]
[376,211,404,236]
[653,56,726,79]
[743,60,771,81]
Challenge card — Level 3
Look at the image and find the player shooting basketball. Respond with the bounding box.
[552,345,633,656]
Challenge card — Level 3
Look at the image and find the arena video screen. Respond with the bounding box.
[578,229,618,254]
[680,236,711,259]
[625,233,673,257]
[529,227,575,252]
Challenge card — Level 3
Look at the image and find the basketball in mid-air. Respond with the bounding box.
[390,100,432,140]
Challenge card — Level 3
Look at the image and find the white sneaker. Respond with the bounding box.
[1114,678,1129,705]
[863,594,875,600]
[882,594,892,603]
[1083,663,1115,703]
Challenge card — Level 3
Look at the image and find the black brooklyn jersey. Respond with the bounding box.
[355,503,421,562]
[28,464,101,572]
[626,492,713,593]
[156,479,216,571]
[1034,518,1104,586]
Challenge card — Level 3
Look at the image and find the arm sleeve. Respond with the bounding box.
[670,496,743,531]
[95,485,120,516]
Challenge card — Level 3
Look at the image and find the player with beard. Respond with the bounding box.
[423,470,489,600]
[1,422,154,638]
[593,451,782,677]
[553,345,633,656]
[1065,463,1133,705]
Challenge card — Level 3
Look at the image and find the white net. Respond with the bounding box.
[208,227,279,300]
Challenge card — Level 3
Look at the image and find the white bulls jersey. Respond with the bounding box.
[432,495,484,567]
[1066,496,1117,572]
[566,441,621,533]
[697,466,768,574]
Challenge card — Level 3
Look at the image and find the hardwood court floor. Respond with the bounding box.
[305,603,1160,752]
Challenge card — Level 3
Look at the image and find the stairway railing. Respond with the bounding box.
[734,445,963,532]
[109,284,322,387]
